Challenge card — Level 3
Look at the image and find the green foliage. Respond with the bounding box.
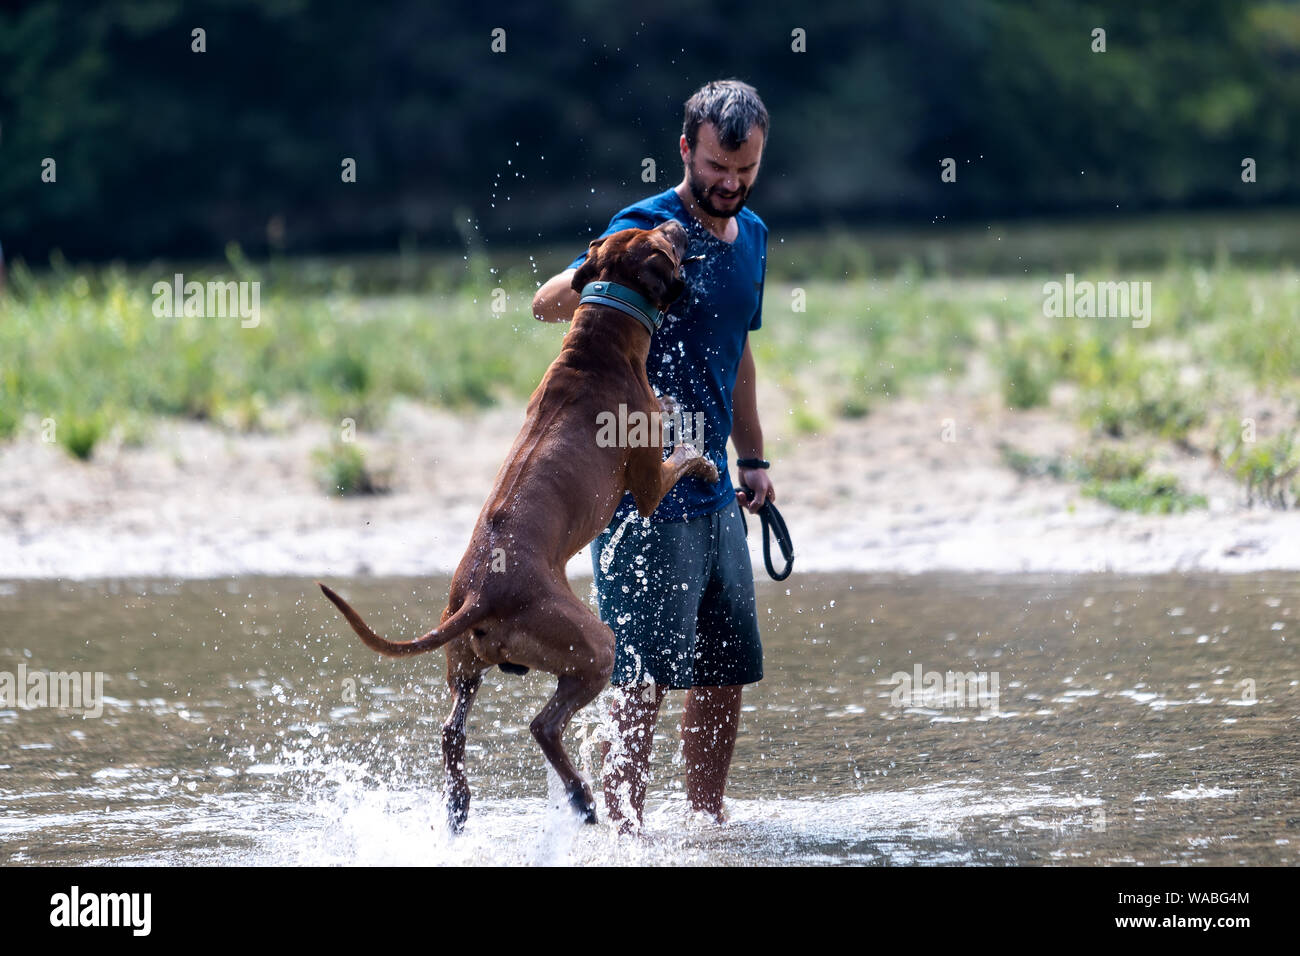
[1082,474,1207,514]
[838,393,871,419]
[1079,364,1207,443]
[999,444,1073,480]
[1218,427,1300,507]
[1080,446,1150,483]
[312,441,389,497]
[789,402,826,436]
[757,276,976,419]
[999,443,1151,484]
[0,261,559,440]
[1000,336,1056,409]
[1211,281,1300,385]
[1,245,1295,484]
[3,2,1298,261]
[1001,441,1203,514]
[58,413,103,461]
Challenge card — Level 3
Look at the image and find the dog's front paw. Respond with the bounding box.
[685,450,720,483]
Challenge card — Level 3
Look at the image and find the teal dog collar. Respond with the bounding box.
[578,281,665,334]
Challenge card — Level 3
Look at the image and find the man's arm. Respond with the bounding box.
[532,268,580,322]
[731,335,775,511]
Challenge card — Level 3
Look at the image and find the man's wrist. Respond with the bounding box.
[736,457,769,470]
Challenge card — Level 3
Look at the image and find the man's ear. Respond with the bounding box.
[570,237,606,292]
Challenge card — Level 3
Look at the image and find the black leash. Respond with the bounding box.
[738,485,795,581]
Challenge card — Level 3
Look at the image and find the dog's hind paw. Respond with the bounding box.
[568,784,599,825]
[446,789,470,833]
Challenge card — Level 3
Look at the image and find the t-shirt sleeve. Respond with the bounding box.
[566,207,660,271]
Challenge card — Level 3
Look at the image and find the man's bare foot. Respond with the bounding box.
[686,800,729,826]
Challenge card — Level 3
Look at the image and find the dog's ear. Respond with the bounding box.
[570,237,606,292]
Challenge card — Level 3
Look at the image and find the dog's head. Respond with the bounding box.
[571,219,691,313]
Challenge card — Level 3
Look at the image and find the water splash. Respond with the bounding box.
[599,511,649,574]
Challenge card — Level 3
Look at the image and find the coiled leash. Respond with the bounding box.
[736,458,794,581]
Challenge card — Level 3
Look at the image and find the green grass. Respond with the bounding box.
[1000,441,1155,485]
[312,441,390,496]
[0,252,561,450]
[1000,441,1206,514]
[1217,426,1300,507]
[1082,474,1207,514]
[1080,446,1150,482]
[57,412,103,461]
[3,216,1299,519]
[752,273,979,429]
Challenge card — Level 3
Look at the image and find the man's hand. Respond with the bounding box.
[736,467,775,513]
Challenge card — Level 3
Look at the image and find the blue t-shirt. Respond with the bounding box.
[567,187,767,522]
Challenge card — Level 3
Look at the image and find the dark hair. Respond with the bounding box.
[682,79,769,153]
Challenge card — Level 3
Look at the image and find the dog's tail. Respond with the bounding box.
[317,582,486,658]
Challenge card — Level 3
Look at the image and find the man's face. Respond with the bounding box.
[681,121,764,218]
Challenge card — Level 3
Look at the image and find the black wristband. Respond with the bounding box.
[736,457,770,470]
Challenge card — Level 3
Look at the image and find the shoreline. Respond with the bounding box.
[5,395,1298,582]
[4,512,1298,582]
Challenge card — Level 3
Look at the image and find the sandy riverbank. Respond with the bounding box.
[3,389,1298,581]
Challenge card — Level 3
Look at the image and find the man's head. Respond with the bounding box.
[680,79,769,218]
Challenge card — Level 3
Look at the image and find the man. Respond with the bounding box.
[531,79,774,829]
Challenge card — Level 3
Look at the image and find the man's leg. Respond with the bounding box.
[601,681,668,829]
[682,501,764,821]
[681,683,743,820]
[589,510,707,831]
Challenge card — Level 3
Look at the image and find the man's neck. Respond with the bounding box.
[674,182,738,242]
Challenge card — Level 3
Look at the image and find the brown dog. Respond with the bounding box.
[319,219,718,829]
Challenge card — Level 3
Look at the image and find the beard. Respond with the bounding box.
[687,166,750,218]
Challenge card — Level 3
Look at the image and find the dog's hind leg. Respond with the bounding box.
[531,672,607,824]
[442,640,488,833]
[508,595,614,824]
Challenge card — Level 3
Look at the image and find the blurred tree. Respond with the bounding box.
[0,0,1295,261]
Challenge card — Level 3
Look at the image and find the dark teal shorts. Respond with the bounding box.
[588,499,764,690]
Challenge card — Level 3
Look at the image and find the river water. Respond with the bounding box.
[0,572,1295,865]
